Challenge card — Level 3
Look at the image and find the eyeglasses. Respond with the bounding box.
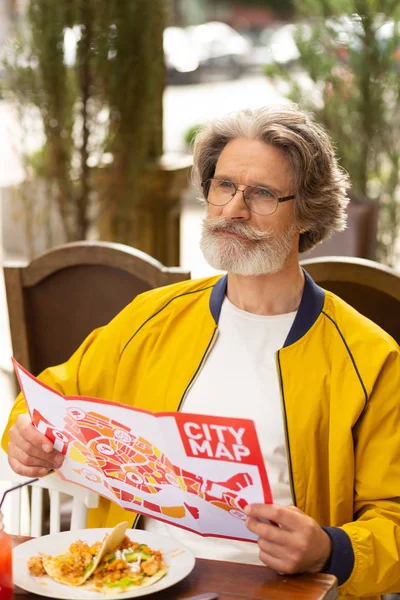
[201,178,295,216]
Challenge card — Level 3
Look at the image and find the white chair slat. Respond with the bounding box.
[70,497,88,531]
[0,449,99,534]
[30,487,44,537]
[20,486,31,536]
[49,489,61,534]
[10,487,21,535]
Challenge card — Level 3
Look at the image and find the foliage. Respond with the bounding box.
[264,0,400,265]
[2,0,167,246]
[183,123,204,149]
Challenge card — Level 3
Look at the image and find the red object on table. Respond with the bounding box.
[0,513,13,600]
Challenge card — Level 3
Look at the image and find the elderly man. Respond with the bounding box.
[2,106,400,600]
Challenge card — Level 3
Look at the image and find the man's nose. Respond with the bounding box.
[222,187,250,219]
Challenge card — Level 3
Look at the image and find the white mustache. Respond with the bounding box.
[200,217,296,276]
[203,218,270,242]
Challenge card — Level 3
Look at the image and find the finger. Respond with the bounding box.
[10,426,64,464]
[9,428,63,466]
[246,517,292,546]
[286,505,305,515]
[246,504,304,532]
[259,550,293,574]
[9,428,64,467]
[8,455,50,478]
[15,414,55,453]
[9,443,60,470]
[257,537,285,559]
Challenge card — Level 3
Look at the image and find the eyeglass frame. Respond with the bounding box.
[201,178,295,216]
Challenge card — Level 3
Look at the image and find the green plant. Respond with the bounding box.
[264,0,400,265]
[184,123,204,149]
[2,0,167,247]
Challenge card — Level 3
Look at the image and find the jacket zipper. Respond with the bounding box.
[276,349,296,506]
[178,327,219,411]
[132,327,219,530]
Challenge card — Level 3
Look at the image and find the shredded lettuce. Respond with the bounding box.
[83,561,94,575]
[106,576,141,589]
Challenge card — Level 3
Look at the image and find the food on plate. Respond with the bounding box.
[83,540,167,592]
[26,556,46,577]
[28,521,129,587]
[27,522,167,592]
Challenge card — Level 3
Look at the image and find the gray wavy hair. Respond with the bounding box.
[192,105,350,252]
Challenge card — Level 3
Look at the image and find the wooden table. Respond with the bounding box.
[12,535,338,600]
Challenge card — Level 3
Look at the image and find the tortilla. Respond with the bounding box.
[40,521,129,587]
[83,567,167,593]
[29,522,167,593]
[82,541,167,593]
[93,521,130,559]
[41,551,89,587]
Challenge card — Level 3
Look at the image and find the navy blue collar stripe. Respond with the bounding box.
[209,270,325,348]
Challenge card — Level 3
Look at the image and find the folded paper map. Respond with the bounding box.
[14,359,272,542]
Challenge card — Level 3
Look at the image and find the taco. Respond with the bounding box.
[29,521,129,587]
[83,541,167,593]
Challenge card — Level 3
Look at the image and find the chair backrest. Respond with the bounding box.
[300,256,400,344]
[3,241,191,375]
[0,449,99,535]
[301,192,379,261]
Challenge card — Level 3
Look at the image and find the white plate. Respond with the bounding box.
[13,528,196,599]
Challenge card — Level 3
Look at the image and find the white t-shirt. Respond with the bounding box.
[143,296,296,564]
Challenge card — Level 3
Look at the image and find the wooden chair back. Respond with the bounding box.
[3,241,190,374]
[301,256,400,344]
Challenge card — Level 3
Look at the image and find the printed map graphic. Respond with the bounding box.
[32,407,252,522]
[15,359,271,540]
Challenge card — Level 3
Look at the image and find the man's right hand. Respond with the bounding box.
[7,414,65,477]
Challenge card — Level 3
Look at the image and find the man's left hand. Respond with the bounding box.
[245,504,331,574]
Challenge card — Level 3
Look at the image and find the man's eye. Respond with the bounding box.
[219,181,234,189]
[254,187,274,198]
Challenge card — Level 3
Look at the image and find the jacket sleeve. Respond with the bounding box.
[333,346,400,597]
[1,298,137,454]
[1,277,194,454]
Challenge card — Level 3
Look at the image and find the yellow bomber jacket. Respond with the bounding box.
[2,271,400,600]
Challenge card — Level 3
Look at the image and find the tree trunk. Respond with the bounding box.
[98,0,176,261]
[75,0,94,240]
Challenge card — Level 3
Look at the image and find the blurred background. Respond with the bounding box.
[0,0,399,384]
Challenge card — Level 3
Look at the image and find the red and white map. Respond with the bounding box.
[14,360,272,542]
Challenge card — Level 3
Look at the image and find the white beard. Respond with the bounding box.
[200,217,296,276]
